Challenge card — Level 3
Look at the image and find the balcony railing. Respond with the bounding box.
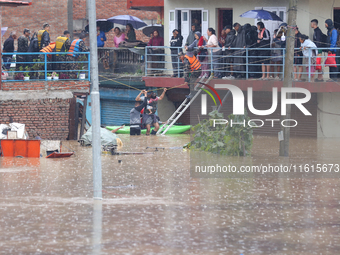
[145,46,340,82]
[2,51,90,82]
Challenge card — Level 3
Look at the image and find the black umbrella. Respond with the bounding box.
[142,24,164,38]
[85,19,114,33]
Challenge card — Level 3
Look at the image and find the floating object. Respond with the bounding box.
[118,160,122,163]
[106,125,191,135]
[46,152,74,158]
[1,139,40,158]
[146,147,165,151]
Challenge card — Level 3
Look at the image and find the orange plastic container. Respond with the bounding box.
[1,140,41,158]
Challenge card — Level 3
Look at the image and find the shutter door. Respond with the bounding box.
[101,99,134,126]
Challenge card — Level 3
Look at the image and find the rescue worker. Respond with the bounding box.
[178,51,201,97]
[16,28,31,71]
[54,30,71,72]
[136,88,167,136]
[66,33,89,79]
[40,42,56,70]
[129,90,148,136]
[38,23,50,50]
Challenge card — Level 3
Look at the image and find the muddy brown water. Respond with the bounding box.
[0,135,340,254]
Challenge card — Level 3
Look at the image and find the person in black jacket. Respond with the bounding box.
[16,28,31,71]
[294,27,303,81]
[170,29,183,77]
[223,26,236,79]
[311,19,324,81]
[257,22,271,80]
[2,31,17,70]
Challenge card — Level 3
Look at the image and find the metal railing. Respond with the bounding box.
[145,46,340,82]
[1,51,90,82]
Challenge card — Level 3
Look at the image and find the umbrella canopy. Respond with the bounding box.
[142,24,164,38]
[240,9,282,21]
[107,15,147,29]
[85,19,114,33]
[1,27,8,37]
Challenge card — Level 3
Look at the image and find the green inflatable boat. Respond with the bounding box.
[106,125,191,134]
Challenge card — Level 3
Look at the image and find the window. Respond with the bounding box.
[183,12,188,21]
[170,12,174,21]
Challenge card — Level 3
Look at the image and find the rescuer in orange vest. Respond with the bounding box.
[178,51,202,95]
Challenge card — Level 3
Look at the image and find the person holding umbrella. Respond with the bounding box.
[113,27,125,48]
[125,23,136,42]
[97,26,106,47]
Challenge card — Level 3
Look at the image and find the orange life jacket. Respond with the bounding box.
[40,43,55,59]
[185,55,201,71]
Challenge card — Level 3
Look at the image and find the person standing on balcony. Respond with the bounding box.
[185,25,196,46]
[187,31,208,78]
[55,31,71,72]
[311,19,325,82]
[125,23,136,42]
[232,23,246,79]
[294,27,303,81]
[38,23,50,50]
[67,33,89,79]
[223,26,236,79]
[257,22,271,80]
[300,34,317,82]
[203,28,221,78]
[16,28,31,71]
[113,27,125,48]
[170,29,183,77]
[325,19,338,81]
[147,30,164,74]
[2,31,17,70]
[97,27,106,47]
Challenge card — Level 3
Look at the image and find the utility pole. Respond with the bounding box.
[280,0,297,157]
[87,0,102,199]
[67,0,73,41]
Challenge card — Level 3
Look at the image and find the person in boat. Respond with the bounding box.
[136,88,167,136]
[130,90,148,135]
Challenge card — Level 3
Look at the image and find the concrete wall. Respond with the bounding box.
[157,90,176,121]
[317,92,340,138]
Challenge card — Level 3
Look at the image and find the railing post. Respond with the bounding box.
[210,49,213,77]
[177,47,180,78]
[282,48,285,81]
[44,53,47,81]
[308,48,311,82]
[88,52,91,81]
[246,48,249,80]
[145,47,148,77]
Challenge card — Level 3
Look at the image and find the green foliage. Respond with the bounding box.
[23,66,30,77]
[191,110,254,156]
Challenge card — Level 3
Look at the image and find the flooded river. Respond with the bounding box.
[0,135,340,254]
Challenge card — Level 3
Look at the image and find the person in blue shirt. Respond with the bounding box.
[97,26,106,47]
[325,19,338,81]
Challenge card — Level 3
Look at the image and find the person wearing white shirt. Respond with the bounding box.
[300,34,317,82]
[203,28,221,78]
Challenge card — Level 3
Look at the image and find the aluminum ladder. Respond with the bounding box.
[157,74,213,135]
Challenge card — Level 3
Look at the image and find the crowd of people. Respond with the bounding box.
[2,23,89,79]
[171,18,340,82]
